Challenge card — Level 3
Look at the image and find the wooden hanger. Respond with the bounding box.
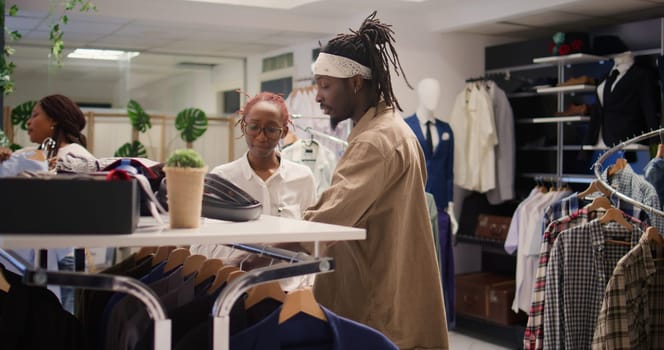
[135,247,157,262]
[0,268,10,293]
[208,266,240,294]
[578,180,611,199]
[599,208,633,246]
[152,246,176,267]
[195,258,224,286]
[278,288,327,324]
[657,144,664,158]
[645,226,664,247]
[182,254,206,277]
[646,227,664,263]
[584,196,612,212]
[245,282,286,309]
[227,270,245,283]
[163,248,190,273]
[607,158,627,177]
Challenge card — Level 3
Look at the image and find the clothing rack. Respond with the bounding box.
[292,120,349,147]
[1,242,332,350]
[0,247,172,350]
[212,256,334,350]
[592,128,664,217]
[0,216,364,350]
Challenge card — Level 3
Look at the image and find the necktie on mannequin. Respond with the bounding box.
[425,120,434,155]
[603,69,620,105]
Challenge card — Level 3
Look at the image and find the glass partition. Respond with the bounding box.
[5,45,246,166]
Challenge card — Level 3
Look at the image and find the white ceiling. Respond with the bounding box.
[7,0,664,88]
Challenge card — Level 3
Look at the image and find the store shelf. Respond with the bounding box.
[581,144,650,151]
[516,115,590,124]
[532,53,607,65]
[457,234,506,249]
[506,91,540,98]
[536,84,596,94]
[520,145,586,151]
[521,172,595,184]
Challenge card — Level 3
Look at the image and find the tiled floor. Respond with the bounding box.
[448,331,513,350]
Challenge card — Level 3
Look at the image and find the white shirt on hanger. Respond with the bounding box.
[280,139,337,196]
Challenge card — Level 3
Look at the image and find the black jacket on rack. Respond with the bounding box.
[0,265,87,350]
[584,64,660,146]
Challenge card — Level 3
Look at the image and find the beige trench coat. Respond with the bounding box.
[303,102,449,350]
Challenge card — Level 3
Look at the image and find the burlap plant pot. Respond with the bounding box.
[163,166,208,228]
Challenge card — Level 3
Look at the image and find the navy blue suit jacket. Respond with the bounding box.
[405,114,454,209]
[230,305,398,350]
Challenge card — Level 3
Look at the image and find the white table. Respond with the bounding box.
[0,215,366,249]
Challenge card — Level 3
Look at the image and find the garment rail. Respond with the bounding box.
[291,122,349,147]
[0,247,172,350]
[592,128,664,217]
[212,248,334,350]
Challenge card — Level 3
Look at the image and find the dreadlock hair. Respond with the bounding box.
[39,94,87,152]
[321,11,412,111]
[235,91,293,137]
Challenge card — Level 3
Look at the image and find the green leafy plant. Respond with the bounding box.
[10,100,35,131]
[5,100,37,151]
[175,107,208,148]
[114,99,152,157]
[127,99,152,132]
[114,140,147,157]
[49,0,97,66]
[1,4,21,95]
[165,148,205,168]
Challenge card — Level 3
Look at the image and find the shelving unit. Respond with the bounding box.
[516,53,606,185]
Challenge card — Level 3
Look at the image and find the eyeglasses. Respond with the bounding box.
[244,124,284,139]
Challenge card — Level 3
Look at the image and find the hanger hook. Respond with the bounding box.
[239,253,251,271]
[226,245,236,259]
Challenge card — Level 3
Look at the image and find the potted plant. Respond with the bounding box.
[163,148,208,228]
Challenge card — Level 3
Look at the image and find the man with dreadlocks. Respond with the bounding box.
[303,11,449,350]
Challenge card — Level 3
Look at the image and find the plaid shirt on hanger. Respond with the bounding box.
[543,219,644,349]
[524,205,648,350]
[592,235,664,349]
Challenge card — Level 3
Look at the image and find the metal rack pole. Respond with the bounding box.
[0,248,172,350]
[592,128,664,217]
[211,257,334,350]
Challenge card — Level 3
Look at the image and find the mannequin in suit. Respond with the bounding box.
[585,50,659,147]
[405,78,458,233]
[405,77,458,328]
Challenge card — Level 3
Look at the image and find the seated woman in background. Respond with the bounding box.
[0,94,97,173]
[191,92,316,260]
[0,94,97,313]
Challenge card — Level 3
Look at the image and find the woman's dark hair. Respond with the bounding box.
[321,11,411,111]
[39,94,87,148]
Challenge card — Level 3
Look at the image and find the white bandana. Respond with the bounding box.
[311,52,372,79]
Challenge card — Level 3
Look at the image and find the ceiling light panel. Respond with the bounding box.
[183,0,322,9]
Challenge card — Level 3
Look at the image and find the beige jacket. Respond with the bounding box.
[303,102,449,350]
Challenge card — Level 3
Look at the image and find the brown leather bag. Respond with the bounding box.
[475,214,511,241]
